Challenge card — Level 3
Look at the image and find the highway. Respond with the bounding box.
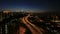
[21,14,44,34]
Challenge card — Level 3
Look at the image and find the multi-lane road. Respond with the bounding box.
[21,14,44,34]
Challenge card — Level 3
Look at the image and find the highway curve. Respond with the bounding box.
[21,14,44,34]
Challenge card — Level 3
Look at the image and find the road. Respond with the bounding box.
[21,14,44,34]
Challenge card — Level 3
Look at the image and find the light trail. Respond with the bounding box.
[21,14,44,34]
[21,17,39,34]
[24,14,44,34]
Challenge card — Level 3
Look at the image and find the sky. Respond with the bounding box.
[0,0,60,11]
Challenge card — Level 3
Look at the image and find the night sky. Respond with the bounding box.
[0,0,60,11]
